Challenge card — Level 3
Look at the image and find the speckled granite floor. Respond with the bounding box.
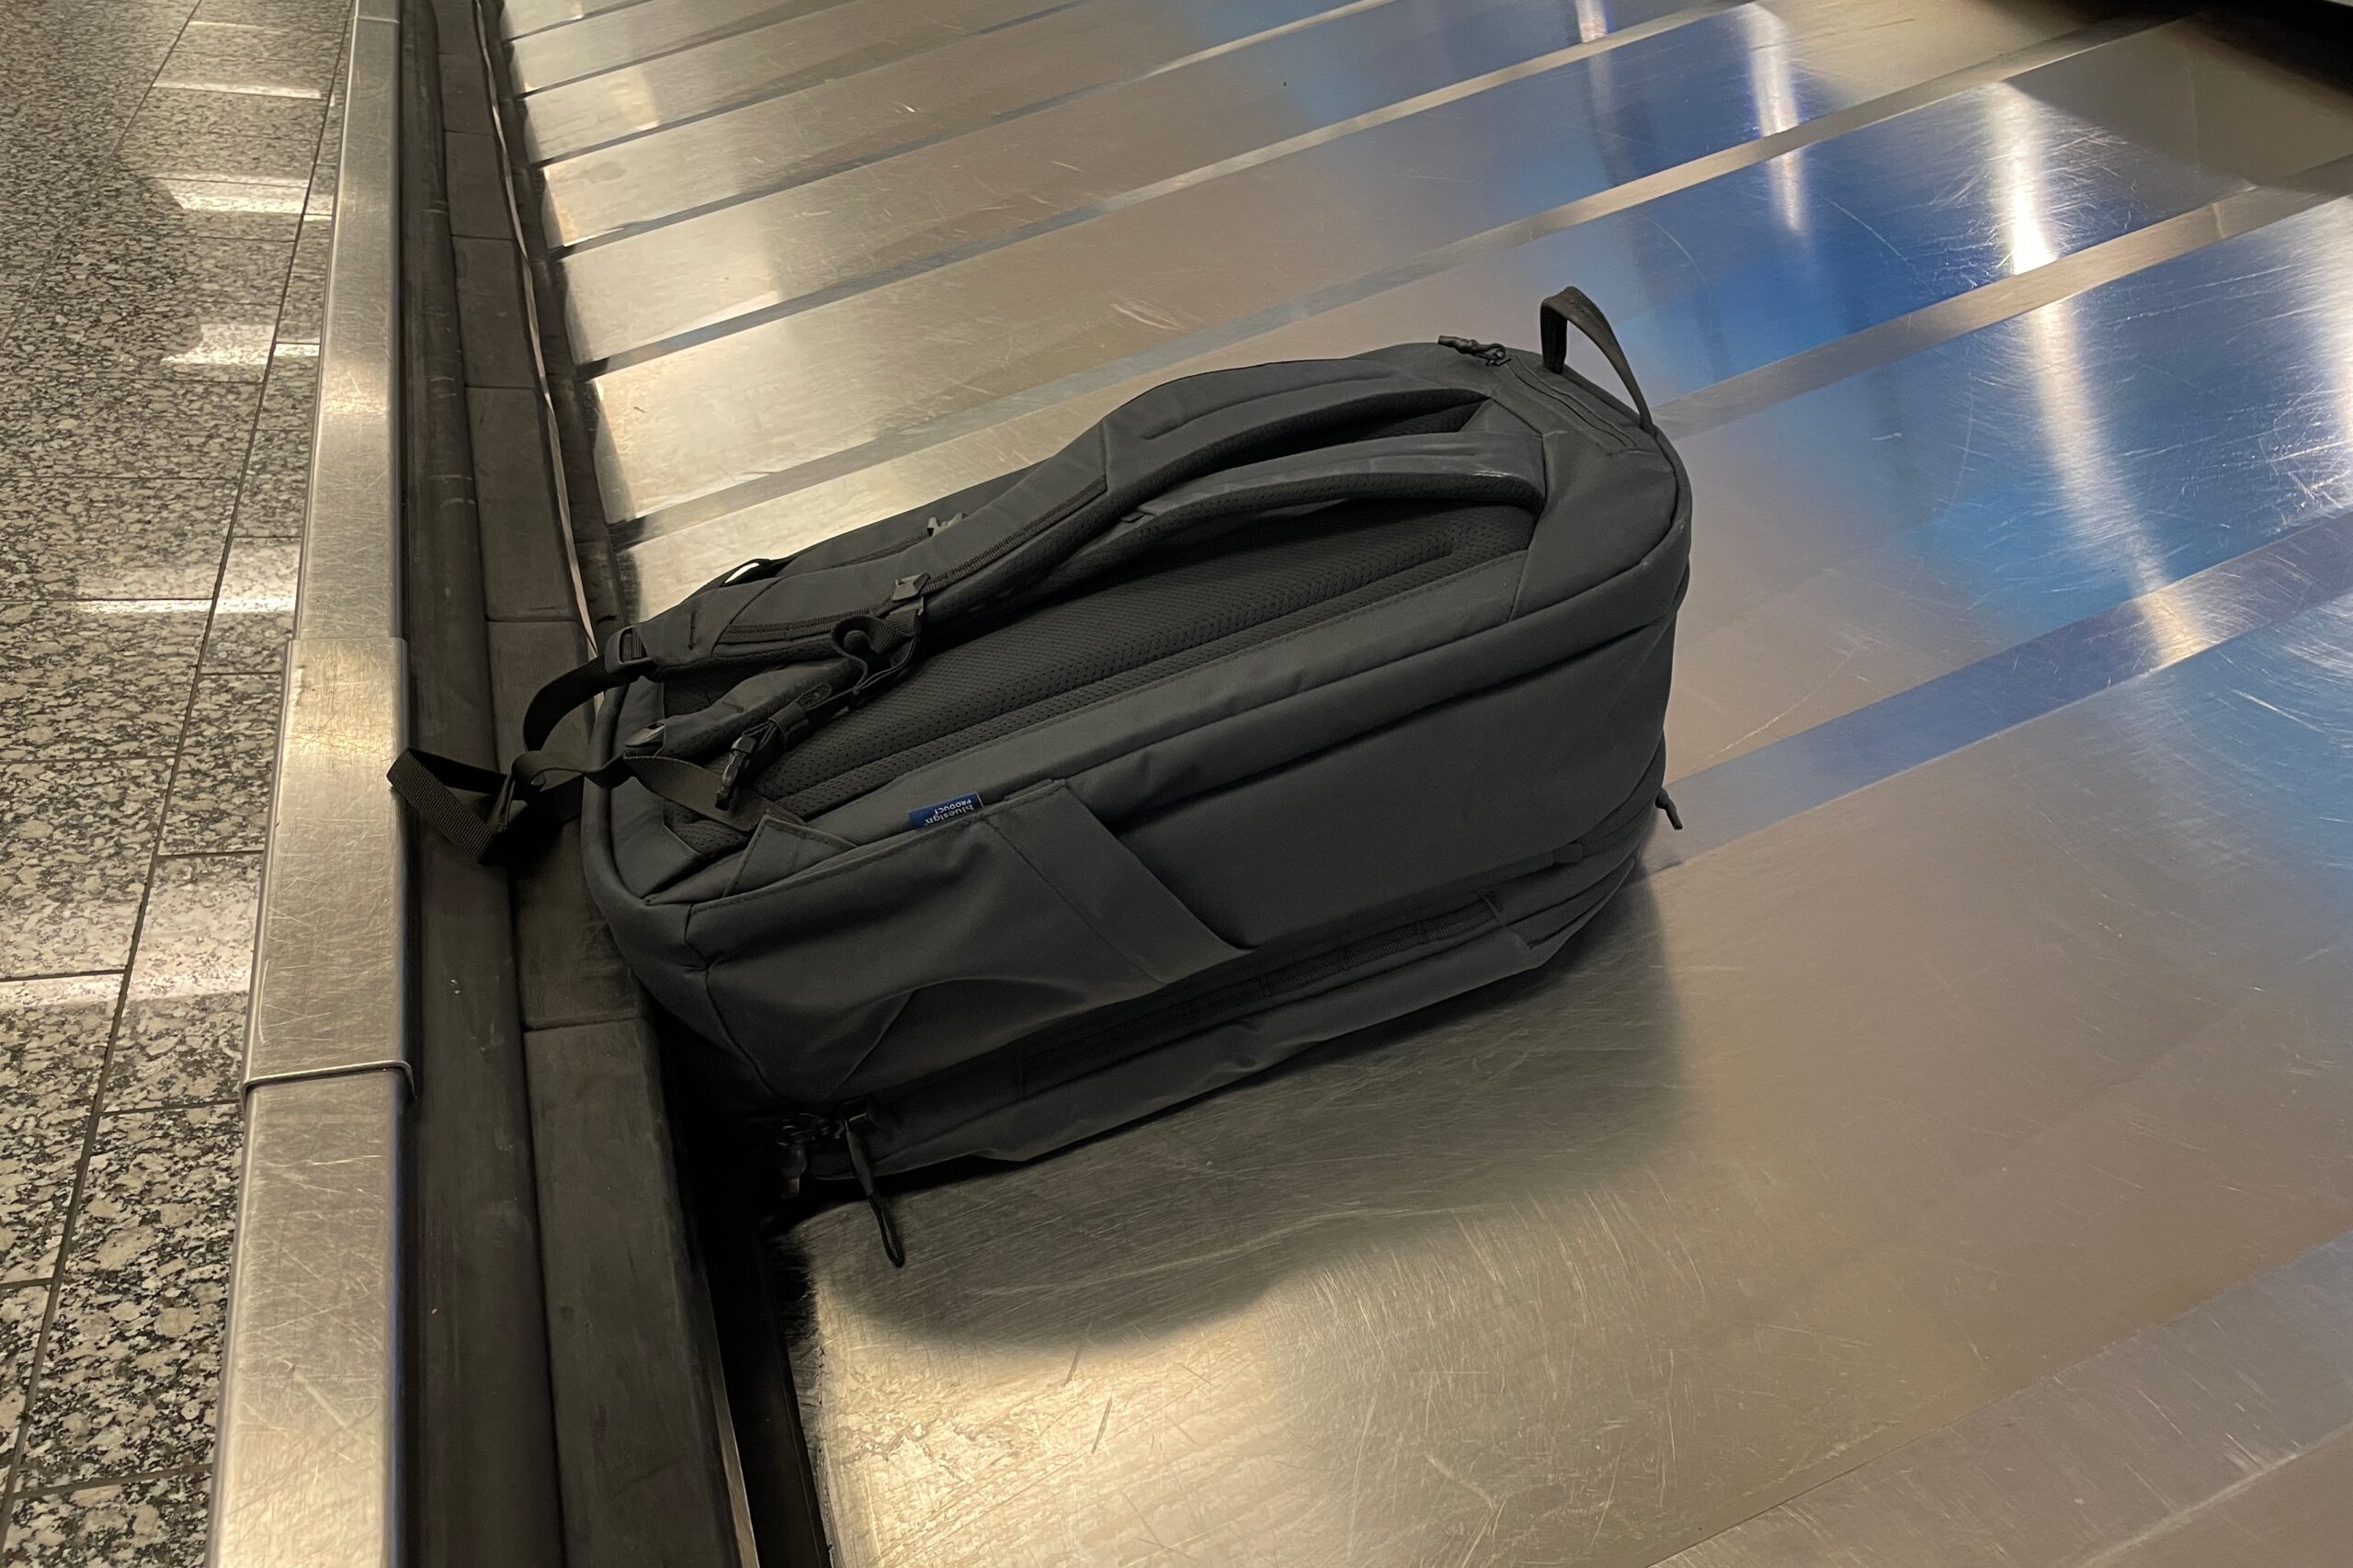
[0,0,348,1559]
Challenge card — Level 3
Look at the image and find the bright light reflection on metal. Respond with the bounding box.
[2020,295,2187,632]
[1988,85,2057,272]
[1744,7,1807,232]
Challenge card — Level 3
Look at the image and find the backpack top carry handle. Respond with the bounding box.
[1540,285,1654,430]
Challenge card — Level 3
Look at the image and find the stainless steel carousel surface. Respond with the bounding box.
[492,0,2353,1560]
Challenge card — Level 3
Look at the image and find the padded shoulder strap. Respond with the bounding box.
[1040,429,1546,591]
[676,358,1488,665]
[519,627,653,750]
[1126,428,1544,521]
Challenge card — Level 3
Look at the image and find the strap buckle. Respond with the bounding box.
[828,574,928,707]
[712,721,779,810]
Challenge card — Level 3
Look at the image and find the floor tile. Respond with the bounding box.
[0,976,115,1283]
[157,24,340,98]
[230,470,304,538]
[16,1105,240,1483]
[150,53,336,106]
[159,676,279,857]
[320,73,346,143]
[0,600,208,762]
[273,221,328,344]
[116,127,321,188]
[254,347,314,433]
[198,540,296,674]
[240,410,309,475]
[36,236,293,307]
[0,48,175,114]
[0,480,234,601]
[63,1104,241,1276]
[167,18,346,66]
[299,185,334,235]
[0,295,279,383]
[0,1285,46,1467]
[0,1168,74,1288]
[129,83,326,144]
[0,74,142,133]
[0,216,60,300]
[193,0,353,29]
[107,855,261,1107]
[65,173,306,246]
[0,372,257,478]
[244,351,315,470]
[0,762,168,978]
[0,151,133,241]
[14,1269,228,1484]
[3,1469,210,1568]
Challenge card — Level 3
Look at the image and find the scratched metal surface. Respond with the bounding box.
[489,0,2353,1559]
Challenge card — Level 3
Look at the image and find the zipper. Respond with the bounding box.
[1003,781,1676,1094]
[1505,358,1633,452]
[771,1109,905,1267]
[1023,899,1500,1091]
[1439,334,1631,452]
[716,477,1108,647]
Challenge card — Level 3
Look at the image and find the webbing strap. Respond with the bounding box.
[389,626,679,861]
[388,749,510,862]
[388,746,585,865]
[623,754,785,834]
[523,637,651,751]
[1540,287,1654,430]
[390,741,791,863]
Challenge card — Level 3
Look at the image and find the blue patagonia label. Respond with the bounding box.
[908,792,983,829]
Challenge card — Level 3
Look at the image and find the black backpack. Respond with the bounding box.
[396,289,1688,1259]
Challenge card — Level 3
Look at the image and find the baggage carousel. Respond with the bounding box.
[219,0,2353,1562]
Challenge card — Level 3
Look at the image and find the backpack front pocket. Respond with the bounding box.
[692,780,1243,1105]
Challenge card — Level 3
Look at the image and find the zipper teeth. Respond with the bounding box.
[928,475,1107,599]
[1000,901,1499,1107]
[1506,359,1633,452]
[718,477,1109,644]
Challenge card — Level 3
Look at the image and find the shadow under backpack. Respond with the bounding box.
[394,287,1690,1262]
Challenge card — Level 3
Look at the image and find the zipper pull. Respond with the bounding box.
[838,1112,905,1267]
[771,1127,811,1199]
[713,720,779,809]
[768,1110,835,1199]
[765,1112,905,1264]
[1438,335,1509,364]
[1655,790,1685,832]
